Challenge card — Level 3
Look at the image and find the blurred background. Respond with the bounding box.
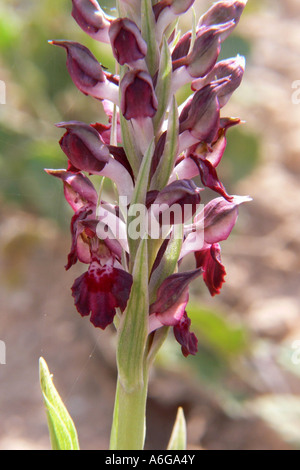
[1,0,300,450]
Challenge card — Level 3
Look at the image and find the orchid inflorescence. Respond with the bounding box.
[47,0,250,361]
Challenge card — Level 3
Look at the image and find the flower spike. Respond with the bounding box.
[47,0,249,362]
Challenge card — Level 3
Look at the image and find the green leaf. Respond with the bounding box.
[153,36,172,133]
[167,407,187,450]
[117,238,149,392]
[141,0,159,76]
[150,96,179,191]
[39,357,80,450]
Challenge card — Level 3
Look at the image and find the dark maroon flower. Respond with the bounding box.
[149,270,200,357]
[72,260,133,329]
[171,118,241,182]
[71,0,111,43]
[199,0,247,41]
[190,155,233,201]
[57,122,134,202]
[49,40,119,103]
[180,196,251,295]
[194,243,226,296]
[65,207,94,269]
[57,121,110,173]
[154,0,195,19]
[173,311,198,357]
[171,31,191,62]
[150,268,202,316]
[192,55,246,107]
[179,83,221,144]
[120,70,158,120]
[173,23,232,77]
[154,0,195,42]
[109,18,147,66]
[45,169,98,212]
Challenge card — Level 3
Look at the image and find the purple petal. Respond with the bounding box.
[195,195,252,244]
[195,243,226,296]
[150,268,203,315]
[173,311,198,357]
[57,121,110,172]
[192,55,245,107]
[71,261,133,329]
[71,0,111,43]
[109,18,147,66]
[45,169,98,212]
[198,0,248,41]
[66,207,94,270]
[171,31,191,62]
[49,40,119,103]
[179,83,221,143]
[120,70,158,120]
[191,156,233,201]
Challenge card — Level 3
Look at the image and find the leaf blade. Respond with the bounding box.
[167,407,187,450]
[39,357,80,450]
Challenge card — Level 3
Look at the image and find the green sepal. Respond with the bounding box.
[39,357,80,450]
[141,0,159,76]
[127,139,154,261]
[117,238,149,392]
[153,36,172,133]
[150,96,179,191]
[120,112,141,179]
[167,407,187,450]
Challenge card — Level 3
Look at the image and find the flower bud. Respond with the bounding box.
[49,40,119,104]
[192,55,245,107]
[120,70,158,120]
[173,23,234,79]
[154,0,195,19]
[57,121,110,172]
[198,0,248,41]
[171,31,191,62]
[109,18,147,66]
[57,122,134,202]
[195,195,252,244]
[71,0,111,43]
[150,268,202,316]
[179,82,222,143]
[154,0,195,43]
[45,169,98,212]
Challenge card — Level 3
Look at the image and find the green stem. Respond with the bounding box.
[110,369,149,450]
